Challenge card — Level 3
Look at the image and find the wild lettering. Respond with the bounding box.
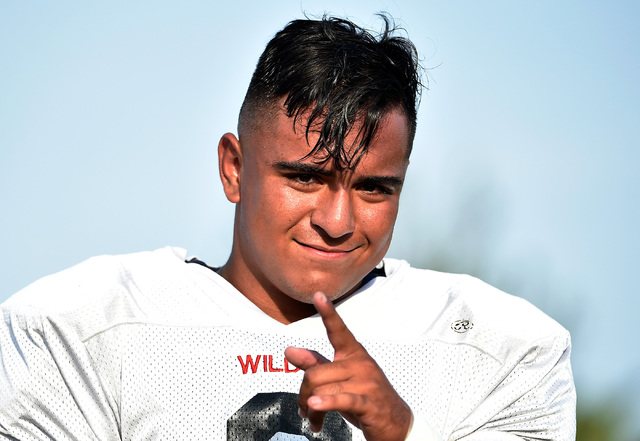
[237,355,300,375]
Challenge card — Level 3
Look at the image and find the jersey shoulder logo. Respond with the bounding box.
[451,319,474,333]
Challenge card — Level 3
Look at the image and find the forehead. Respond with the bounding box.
[243,105,411,172]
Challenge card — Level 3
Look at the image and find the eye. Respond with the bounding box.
[286,173,322,189]
[359,182,392,195]
[292,174,314,184]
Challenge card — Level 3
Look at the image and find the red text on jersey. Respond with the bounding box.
[237,355,300,375]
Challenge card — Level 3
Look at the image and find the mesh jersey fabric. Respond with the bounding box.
[0,247,576,440]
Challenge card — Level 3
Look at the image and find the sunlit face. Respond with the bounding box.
[218,105,410,320]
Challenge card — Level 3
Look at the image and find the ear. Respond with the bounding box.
[218,132,243,203]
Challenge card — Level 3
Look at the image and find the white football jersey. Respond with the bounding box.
[0,247,575,440]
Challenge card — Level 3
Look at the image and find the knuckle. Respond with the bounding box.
[304,367,322,384]
[313,383,342,396]
[344,392,361,408]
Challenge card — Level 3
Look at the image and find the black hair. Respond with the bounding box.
[238,14,423,170]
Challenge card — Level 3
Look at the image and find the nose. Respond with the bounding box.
[310,188,355,239]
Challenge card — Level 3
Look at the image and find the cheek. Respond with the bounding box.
[239,177,277,234]
[277,187,316,222]
[359,201,399,241]
[244,181,312,230]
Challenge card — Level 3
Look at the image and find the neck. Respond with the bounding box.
[217,260,318,325]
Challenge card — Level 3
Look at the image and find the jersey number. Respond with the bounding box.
[227,392,352,440]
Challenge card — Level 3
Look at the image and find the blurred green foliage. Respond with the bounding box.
[577,398,638,441]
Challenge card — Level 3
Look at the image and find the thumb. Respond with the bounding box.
[284,347,330,371]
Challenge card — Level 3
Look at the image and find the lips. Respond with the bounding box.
[294,240,358,257]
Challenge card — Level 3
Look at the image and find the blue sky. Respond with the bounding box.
[2,1,639,436]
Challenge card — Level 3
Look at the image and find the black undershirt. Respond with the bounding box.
[185,257,387,286]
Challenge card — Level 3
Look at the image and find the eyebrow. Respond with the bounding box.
[273,160,404,189]
[273,161,334,177]
[359,175,404,189]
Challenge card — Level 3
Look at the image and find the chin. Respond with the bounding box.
[279,264,369,303]
[285,279,360,304]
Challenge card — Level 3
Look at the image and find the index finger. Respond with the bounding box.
[313,291,361,357]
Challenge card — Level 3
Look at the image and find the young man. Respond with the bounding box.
[0,16,575,441]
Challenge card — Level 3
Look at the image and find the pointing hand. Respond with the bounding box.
[284,292,412,441]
